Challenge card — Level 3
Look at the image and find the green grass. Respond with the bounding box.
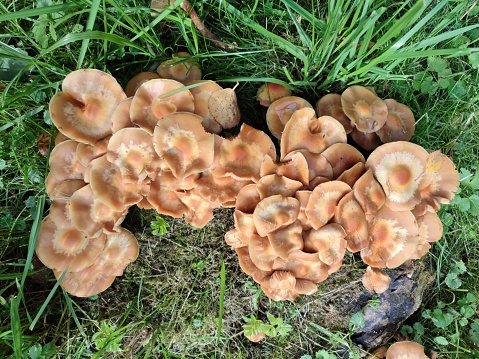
[1,0,479,357]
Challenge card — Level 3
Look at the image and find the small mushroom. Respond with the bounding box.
[95,228,139,276]
[386,341,429,359]
[257,82,292,107]
[315,93,353,133]
[266,96,313,139]
[376,99,415,143]
[334,191,368,252]
[353,168,386,220]
[320,143,365,179]
[362,266,391,294]
[350,128,383,151]
[303,223,347,266]
[125,72,160,97]
[341,85,388,133]
[111,97,136,133]
[53,263,115,297]
[156,52,202,85]
[267,221,304,259]
[49,69,126,145]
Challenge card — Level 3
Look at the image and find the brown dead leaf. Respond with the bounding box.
[208,86,241,129]
[37,133,51,156]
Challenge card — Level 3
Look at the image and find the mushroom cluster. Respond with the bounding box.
[226,103,459,300]
[38,67,252,296]
[260,84,416,151]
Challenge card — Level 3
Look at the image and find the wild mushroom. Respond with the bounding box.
[153,112,214,179]
[350,128,383,151]
[334,191,368,252]
[353,168,386,220]
[256,174,304,199]
[111,97,136,133]
[315,93,353,134]
[267,221,304,259]
[49,69,127,145]
[157,52,202,85]
[303,223,347,267]
[366,141,429,211]
[341,85,388,133]
[257,82,292,107]
[265,96,313,139]
[376,99,415,143]
[280,108,347,159]
[125,72,160,97]
[253,195,300,237]
[362,266,391,294]
[261,152,309,186]
[385,341,429,359]
[130,78,195,134]
[248,233,279,271]
[320,143,365,179]
[76,136,110,168]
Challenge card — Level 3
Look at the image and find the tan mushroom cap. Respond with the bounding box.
[194,170,252,206]
[111,97,136,133]
[286,149,334,180]
[211,124,276,182]
[281,108,347,159]
[95,228,139,276]
[263,152,309,186]
[153,112,214,179]
[54,131,70,145]
[125,72,160,97]
[303,223,347,266]
[49,69,126,145]
[276,250,329,283]
[350,128,383,151]
[315,93,353,134]
[261,270,298,301]
[248,233,278,271]
[256,174,304,199]
[257,82,292,107]
[208,86,241,129]
[69,184,127,238]
[107,127,160,183]
[53,264,116,297]
[188,80,223,133]
[376,99,415,143]
[224,228,249,248]
[320,143,365,179]
[253,195,300,237]
[157,52,202,85]
[130,78,195,134]
[334,191,368,252]
[177,190,220,228]
[361,206,419,268]
[49,179,86,228]
[386,341,429,359]
[89,156,149,211]
[353,168,386,219]
[234,210,257,238]
[235,183,262,213]
[267,221,304,259]
[417,211,443,243]
[36,216,107,272]
[266,96,313,139]
[295,190,312,230]
[146,177,188,218]
[367,141,429,211]
[362,266,391,294]
[305,180,352,230]
[341,85,388,133]
[336,162,367,188]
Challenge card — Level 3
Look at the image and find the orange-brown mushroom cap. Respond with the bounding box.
[53,264,115,297]
[315,93,353,134]
[376,99,415,143]
[188,80,223,133]
[341,85,388,134]
[253,195,300,237]
[266,96,313,139]
[362,266,391,294]
[95,228,139,276]
[303,223,347,266]
[156,52,202,85]
[257,82,292,107]
[385,341,429,359]
[49,69,126,145]
[334,191,368,252]
[125,72,160,97]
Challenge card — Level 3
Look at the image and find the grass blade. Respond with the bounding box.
[0,3,80,22]
[77,0,102,69]
[10,295,22,359]
[279,0,326,31]
[217,259,226,342]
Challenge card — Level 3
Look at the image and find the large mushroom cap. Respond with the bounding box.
[341,85,388,133]
[54,264,116,297]
[386,341,429,359]
[49,69,127,145]
[95,228,139,276]
[253,195,300,237]
[367,141,429,211]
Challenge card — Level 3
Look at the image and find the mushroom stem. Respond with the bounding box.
[179,1,236,50]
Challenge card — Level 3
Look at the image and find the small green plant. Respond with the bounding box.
[26,343,57,359]
[91,321,124,354]
[300,350,338,359]
[150,215,169,236]
[450,167,479,216]
[242,312,292,340]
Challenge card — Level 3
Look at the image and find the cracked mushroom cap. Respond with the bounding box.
[253,195,300,237]
[211,124,276,182]
[341,85,388,133]
[49,69,126,145]
[69,184,127,238]
[107,127,160,183]
[361,206,419,268]
[386,341,429,359]
[36,215,107,272]
[266,96,313,139]
[257,82,292,107]
[130,78,195,134]
[157,52,202,85]
[315,93,353,134]
[305,180,352,230]
[188,80,223,133]
[125,72,160,97]
[376,99,415,143]
[362,266,391,294]
[153,112,214,179]
[53,263,115,297]
[281,108,347,159]
[367,141,429,211]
